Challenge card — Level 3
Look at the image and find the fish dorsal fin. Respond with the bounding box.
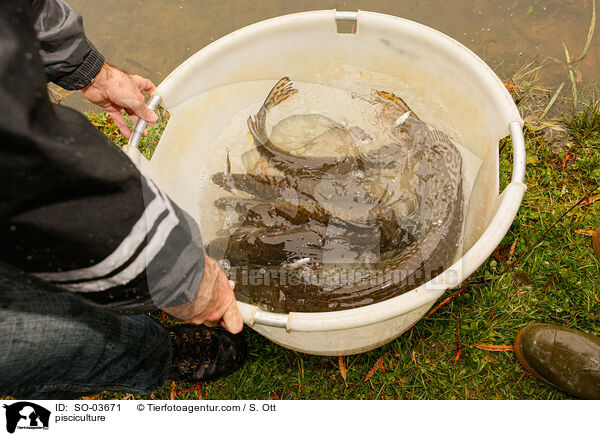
[425,129,456,151]
[374,90,421,122]
[262,77,298,111]
[424,129,463,177]
[374,90,411,111]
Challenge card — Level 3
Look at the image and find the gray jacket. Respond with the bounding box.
[1,0,206,313]
[32,0,104,89]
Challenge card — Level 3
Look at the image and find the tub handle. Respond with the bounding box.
[125,94,163,152]
[335,10,358,33]
[509,121,526,184]
[334,11,358,21]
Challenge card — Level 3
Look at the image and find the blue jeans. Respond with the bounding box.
[0,264,172,399]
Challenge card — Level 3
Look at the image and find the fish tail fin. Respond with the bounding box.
[247,78,297,146]
[263,77,298,110]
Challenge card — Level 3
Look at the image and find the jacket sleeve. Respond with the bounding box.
[31,0,105,90]
[0,0,205,314]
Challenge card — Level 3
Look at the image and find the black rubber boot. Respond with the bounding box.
[167,324,247,383]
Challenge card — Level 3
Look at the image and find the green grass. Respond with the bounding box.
[88,108,169,160]
[81,103,600,401]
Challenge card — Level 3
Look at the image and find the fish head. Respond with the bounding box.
[211,172,227,186]
[347,125,373,148]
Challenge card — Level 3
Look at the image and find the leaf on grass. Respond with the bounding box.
[569,69,578,106]
[562,151,573,170]
[573,0,596,64]
[195,382,203,399]
[339,356,348,387]
[508,236,519,263]
[170,381,178,400]
[539,120,567,131]
[524,113,541,127]
[473,343,514,352]
[576,229,596,236]
[513,269,533,289]
[526,148,539,164]
[177,386,193,397]
[540,82,565,120]
[580,193,600,207]
[363,356,384,382]
[91,122,113,128]
[563,42,579,105]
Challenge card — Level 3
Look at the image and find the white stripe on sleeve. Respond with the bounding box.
[33,176,178,291]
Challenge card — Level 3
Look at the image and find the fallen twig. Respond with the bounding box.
[339,356,348,387]
[426,286,466,317]
[454,317,462,365]
[542,273,558,291]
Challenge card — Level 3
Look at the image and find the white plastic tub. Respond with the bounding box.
[127,10,526,356]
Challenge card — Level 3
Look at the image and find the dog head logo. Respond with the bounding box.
[2,402,50,433]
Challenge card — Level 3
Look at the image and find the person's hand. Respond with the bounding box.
[163,257,243,334]
[81,63,158,138]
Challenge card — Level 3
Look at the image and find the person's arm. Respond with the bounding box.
[32,0,104,90]
[0,0,241,332]
[32,0,158,137]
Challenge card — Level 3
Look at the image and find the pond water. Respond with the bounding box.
[59,0,598,112]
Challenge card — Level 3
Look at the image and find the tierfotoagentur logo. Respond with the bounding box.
[3,402,50,434]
